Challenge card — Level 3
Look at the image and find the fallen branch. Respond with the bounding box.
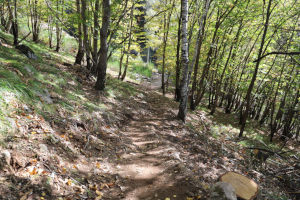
[17,31,32,45]
[0,36,9,44]
[246,147,286,159]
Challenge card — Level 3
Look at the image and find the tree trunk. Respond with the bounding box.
[190,0,211,110]
[121,3,134,81]
[92,0,100,72]
[177,0,189,122]
[7,0,18,46]
[55,0,63,52]
[239,0,273,137]
[174,9,182,101]
[75,0,84,65]
[95,0,111,90]
[81,0,91,69]
[162,0,175,95]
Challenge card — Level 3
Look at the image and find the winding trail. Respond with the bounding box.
[106,89,204,200]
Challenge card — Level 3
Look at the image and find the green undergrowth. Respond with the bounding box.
[0,30,137,147]
[109,58,155,79]
[195,105,296,156]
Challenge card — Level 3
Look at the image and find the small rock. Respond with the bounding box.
[1,150,11,167]
[210,182,237,200]
[39,144,48,154]
[24,65,34,75]
[11,152,27,168]
[23,104,32,113]
[16,44,38,60]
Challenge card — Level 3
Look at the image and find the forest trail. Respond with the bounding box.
[107,89,201,199]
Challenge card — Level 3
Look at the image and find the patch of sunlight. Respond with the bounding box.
[117,164,163,179]
[107,89,116,99]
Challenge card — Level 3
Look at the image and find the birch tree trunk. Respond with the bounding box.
[177,0,189,122]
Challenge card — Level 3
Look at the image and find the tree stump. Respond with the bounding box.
[219,172,259,200]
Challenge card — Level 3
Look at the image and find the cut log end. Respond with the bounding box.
[219,172,259,200]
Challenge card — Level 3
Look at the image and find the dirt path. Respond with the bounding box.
[104,91,205,200]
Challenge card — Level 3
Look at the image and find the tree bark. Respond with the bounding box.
[239,0,273,137]
[177,0,189,122]
[95,0,111,90]
[174,10,182,101]
[121,3,134,81]
[190,0,210,110]
[75,0,84,65]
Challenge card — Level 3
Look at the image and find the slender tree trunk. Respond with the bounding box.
[162,0,175,95]
[190,0,210,110]
[29,0,40,42]
[95,0,111,90]
[174,10,182,101]
[121,4,134,81]
[239,0,273,137]
[55,0,63,52]
[210,20,243,115]
[75,0,84,65]
[92,0,100,72]
[118,45,125,79]
[81,0,91,69]
[7,0,18,46]
[177,0,189,122]
[47,13,53,49]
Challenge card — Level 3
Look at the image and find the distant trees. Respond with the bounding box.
[147,0,299,140]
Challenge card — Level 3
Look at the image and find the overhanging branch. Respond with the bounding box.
[254,51,300,62]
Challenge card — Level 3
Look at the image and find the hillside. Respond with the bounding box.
[0,29,299,200]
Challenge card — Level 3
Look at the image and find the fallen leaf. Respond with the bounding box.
[107,182,114,187]
[95,190,103,200]
[30,168,38,175]
[42,170,48,175]
[67,179,72,186]
[31,131,37,135]
[30,159,37,164]
[96,162,101,169]
[61,167,67,174]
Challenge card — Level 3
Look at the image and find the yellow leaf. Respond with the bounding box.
[96,162,101,169]
[30,159,37,164]
[41,192,46,196]
[165,198,171,200]
[67,179,72,186]
[62,167,67,174]
[95,190,103,200]
[73,164,78,169]
[96,190,102,196]
[31,131,37,135]
[30,168,38,175]
[40,197,45,200]
[186,198,193,200]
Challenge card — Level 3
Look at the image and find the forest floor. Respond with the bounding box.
[0,31,299,200]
